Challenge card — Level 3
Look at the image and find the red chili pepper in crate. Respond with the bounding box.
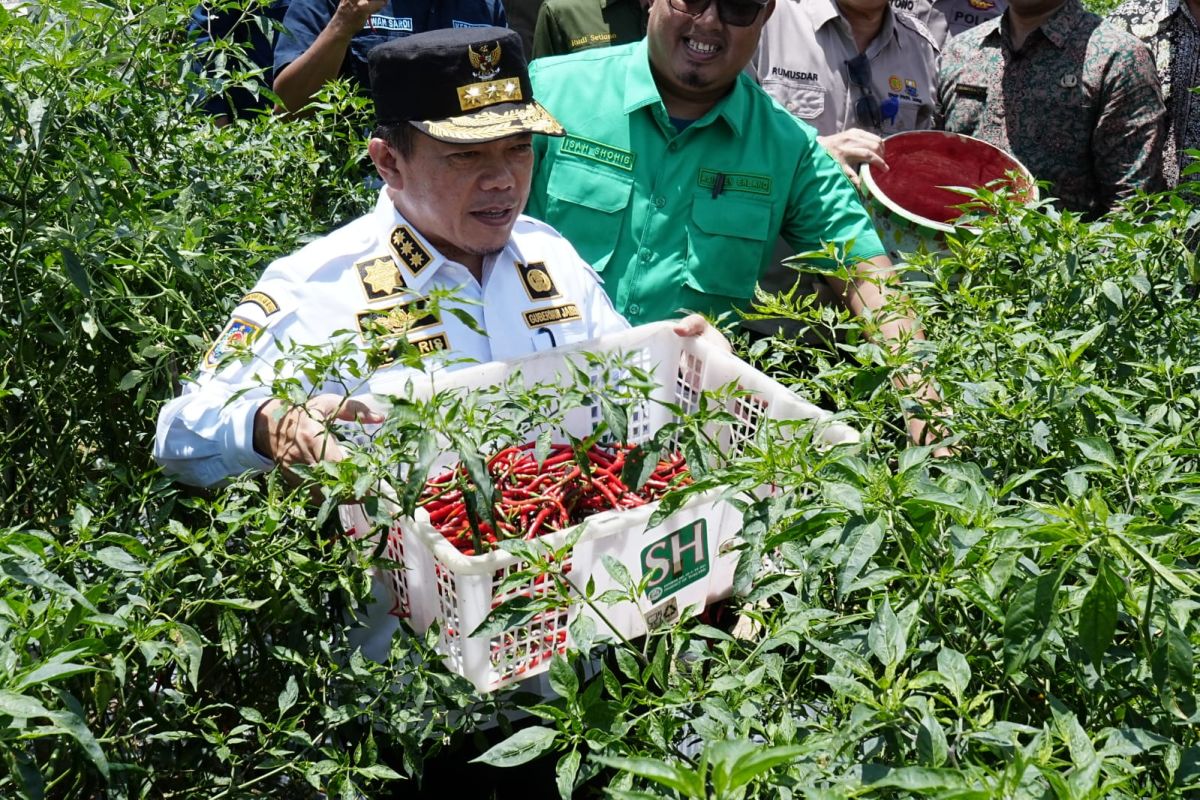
[418,442,693,555]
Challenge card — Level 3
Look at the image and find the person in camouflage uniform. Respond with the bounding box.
[936,0,1165,217]
[1108,0,1200,188]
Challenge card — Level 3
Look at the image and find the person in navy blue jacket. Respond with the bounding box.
[273,0,507,112]
[189,1,291,123]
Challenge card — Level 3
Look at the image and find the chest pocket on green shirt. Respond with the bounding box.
[545,157,634,273]
[684,192,772,301]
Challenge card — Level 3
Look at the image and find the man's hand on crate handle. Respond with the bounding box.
[253,395,384,481]
[673,313,732,353]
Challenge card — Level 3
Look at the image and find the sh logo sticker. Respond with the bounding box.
[641,521,710,601]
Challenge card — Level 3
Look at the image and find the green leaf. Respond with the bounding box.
[1004,568,1065,675]
[866,766,967,790]
[548,655,578,699]
[837,515,883,598]
[725,744,806,791]
[936,648,971,703]
[278,675,298,715]
[472,726,558,767]
[61,247,91,298]
[1074,437,1118,471]
[556,749,581,800]
[0,690,51,719]
[1067,322,1106,365]
[44,708,110,779]
[1078,563,1119,669]
[92,546,146,573]
[917,709,949,766]
[569,613,596,656]
[595,755,704,797]
[13,663,95,692]
[470,595,545,638]
[601,554,634,590]
[868,597,906,667]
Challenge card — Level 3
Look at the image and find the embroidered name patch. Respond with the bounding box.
[516,261,560,301]
[204,317,260,369]
[524,303,581,327]
[357,299,440,339]
[410,333,450,355]
[560,135,635,171]
[389,226,434,278]
[356,255,408,302]
[238,291,278,316]
[697,169,772,195]
[955,83,988,100]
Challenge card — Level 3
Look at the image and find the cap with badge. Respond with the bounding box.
[368,26,565,144]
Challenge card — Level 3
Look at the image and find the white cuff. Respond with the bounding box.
[223,396,276,476]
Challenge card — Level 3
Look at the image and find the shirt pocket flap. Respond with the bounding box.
[690,193,772,241]
[546,156,634,213]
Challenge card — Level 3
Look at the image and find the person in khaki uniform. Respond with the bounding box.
[890,0,1006,45]
[751,0,939,182]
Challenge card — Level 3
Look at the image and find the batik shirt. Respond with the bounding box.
[155,189,627,489]
[937,0,1165,215]
[1109,0,1200,186]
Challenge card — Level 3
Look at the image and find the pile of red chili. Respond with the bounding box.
[419,442,690,555]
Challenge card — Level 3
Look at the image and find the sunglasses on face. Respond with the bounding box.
[665,0,767,27]
[846,53,882,130]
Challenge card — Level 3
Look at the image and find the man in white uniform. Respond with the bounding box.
[156,27,720,489]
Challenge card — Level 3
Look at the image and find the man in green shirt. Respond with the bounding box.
[527,0,949,448]
[532,0,649,57]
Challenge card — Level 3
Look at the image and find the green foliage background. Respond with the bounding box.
[2,1,1199,798]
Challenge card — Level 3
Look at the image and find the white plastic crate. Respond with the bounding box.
[351,322,858,692]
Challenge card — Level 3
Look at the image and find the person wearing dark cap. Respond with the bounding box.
[155,27,631,496]
[155,28,717,579]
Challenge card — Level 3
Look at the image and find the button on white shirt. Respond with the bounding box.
[155,188,629,487]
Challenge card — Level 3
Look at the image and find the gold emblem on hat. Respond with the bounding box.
[516,260,560,301]
[388,225,433,278]
[469,41,502,80]
[356,255,408,301]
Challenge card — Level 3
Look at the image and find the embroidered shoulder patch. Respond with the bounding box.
[238,291,279,316]
[389,226,434,278]
[559,135,635,171]
[203,317,261,370]
[515,261,561,301]
[356,255,408,302]
[523,303,582,328]
[697,169,772,195]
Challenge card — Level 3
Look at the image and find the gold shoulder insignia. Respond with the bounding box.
[515,261,561,301]
[238,291,279,316]
[389,226,434,278]
[356,255,408,302]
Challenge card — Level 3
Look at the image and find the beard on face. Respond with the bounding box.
[681,69,705,87]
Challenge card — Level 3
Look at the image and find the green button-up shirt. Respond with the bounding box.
[937,0,1165,216]
[527,40,885,326]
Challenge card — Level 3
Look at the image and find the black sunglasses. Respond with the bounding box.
[846,54,882,130]
[666,0,767,27]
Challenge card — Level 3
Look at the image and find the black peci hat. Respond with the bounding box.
[368,26,564,143]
